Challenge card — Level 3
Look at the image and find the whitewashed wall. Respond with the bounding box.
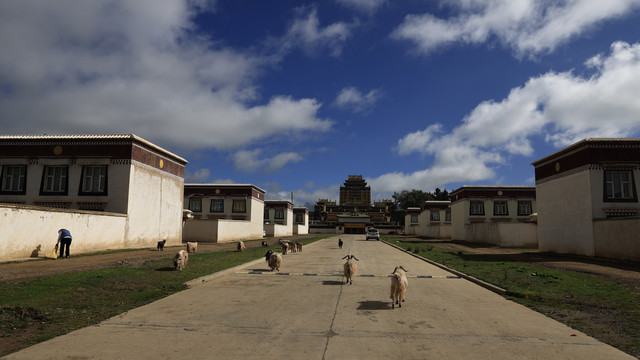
[125,164,184,248]
[0,204,127,262]
[593,217,640,261]
[537,171,595,256]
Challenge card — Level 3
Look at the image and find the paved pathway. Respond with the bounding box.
[4,235,634,359]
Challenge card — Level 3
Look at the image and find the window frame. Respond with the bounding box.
[0,165,27,195]
[410,214,418,224]
[188,197,202,212]
[430,210,440,221]
[232,199,246,213]
[604,169,638,203]
[445,210,451,221]
[517,200,533,216]
[295,213,304,224]
[493,200,509,216]
[40,165,69,195]
[78,165,108,196]
[274,209,285,219]
[210,198,224,213]
[469,200,484,215]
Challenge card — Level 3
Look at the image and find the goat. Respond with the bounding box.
[338,238,343,249]
[174,250,189,271]
[264,250,282,271]
[390,266,408,308]
[296,242,302,252]
[262,241,269,247]
[281,242,289,255]
[186,242,198,253]
[342,255,359,285]
[157,239,166,251]
[237,241,245,252]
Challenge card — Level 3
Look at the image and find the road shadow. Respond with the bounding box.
[322,280,344,286]
[357,301,390,310]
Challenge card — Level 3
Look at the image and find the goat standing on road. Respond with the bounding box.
[342,255,359,285]
[390,266,408,308]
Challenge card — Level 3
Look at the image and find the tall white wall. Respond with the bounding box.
[125,164,184,247]
[537,171,594,256]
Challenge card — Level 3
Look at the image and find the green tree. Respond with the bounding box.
[391,188,451,225]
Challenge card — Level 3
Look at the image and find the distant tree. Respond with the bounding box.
[391,188,451,225]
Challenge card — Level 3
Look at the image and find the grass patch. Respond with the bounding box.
[0,234,331,357]
[389,239,640,357]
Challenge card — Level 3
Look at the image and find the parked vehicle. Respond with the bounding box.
[366,228,380,241]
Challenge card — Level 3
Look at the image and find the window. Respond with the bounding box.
[1,165,26,194]
[517,201,532,216]
[210,199,224,212]
[445,210,451,221]
[430,210,440,221]
[79,166,107,195]
[410,214,418,224]
[275,209,284,219]
[264,209,270,219]
[189,198,202,212]
[493,201,508,215]
[295,213,303,223]
[41,165,68,194]
[604,170,636,201]
[232,199,246,213]
[470,200,484,215]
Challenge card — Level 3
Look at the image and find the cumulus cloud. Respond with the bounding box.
[334,86,382,113]
[335,0,387,14]
[233,149,304,173]
[391,0,640,58]
[275,6,354,58]
[0,1,333,150]
[377,41,640,192]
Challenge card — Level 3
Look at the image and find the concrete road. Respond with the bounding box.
[4,235,634,359]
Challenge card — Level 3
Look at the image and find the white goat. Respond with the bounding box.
[186,242,198,253]
[237,241,245,252]
[342,255,359,285]
[265,250,282,271]
[390,266,408,308]
[174,250,189,271]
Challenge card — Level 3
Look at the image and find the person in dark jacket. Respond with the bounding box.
[57,229,72,258]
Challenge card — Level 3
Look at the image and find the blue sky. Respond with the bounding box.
[2,1,640,207]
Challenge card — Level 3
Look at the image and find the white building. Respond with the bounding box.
[264,200,294,237]
[182,184,265,243]
[293,207,309,235]
[0,134,188,261]
[532,138,640,260]
[450,186,537,247]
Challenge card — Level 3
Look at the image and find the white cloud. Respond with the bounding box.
[382,41,640,191]
[0,1,333,150]
[276,7,354,58]
[391,0,640,58]
[335,0,387,14]
[334,86,382,113]
[185,168,211,183]
[233,149,304,173]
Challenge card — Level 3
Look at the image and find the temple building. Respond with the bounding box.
[310,175,398,234]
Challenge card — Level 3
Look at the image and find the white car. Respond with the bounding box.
[366,228,380,241]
